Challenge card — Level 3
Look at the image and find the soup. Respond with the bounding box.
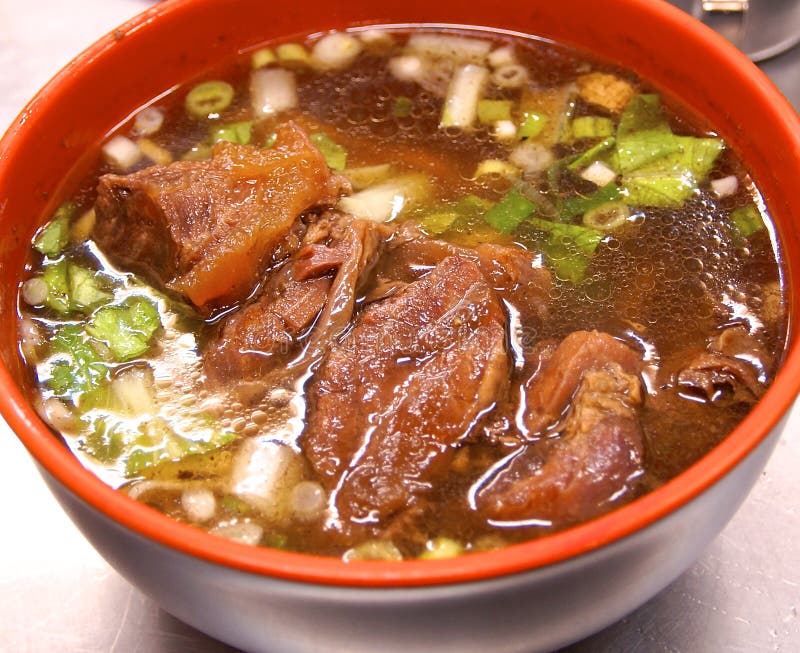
[17,27,786,560]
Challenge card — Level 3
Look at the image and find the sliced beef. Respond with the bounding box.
[303,255,509,525]
[478,363,645,526]
[93,122,346,313]
[522,330,642,436]
[379,224,552,327]
[204,214,384,384]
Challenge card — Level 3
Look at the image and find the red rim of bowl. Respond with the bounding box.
[1,0,799,588]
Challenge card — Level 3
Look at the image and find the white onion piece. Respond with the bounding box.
[358,30,395,49]
[491,64,528,89]
[487,45,516,69]
[133,106,164,136]
[111,366,156,416]
[580,160,618,187]
[181,487,217,522]
[388,55,424,82]
[711,175,739,198]
[343,540,403,561]
[230,438,304,523]
[250,68,297,117]
[440,64,489,129]
[21,278,48,306]
[210,521,264,546]
[406,33,491,64]
[493,120,517,141]
[311,32,363,70]
[42,397,74,432]
[290,481,326,521]
[102,135,142,170]
[509,142,554,174]
[338,174,429,223]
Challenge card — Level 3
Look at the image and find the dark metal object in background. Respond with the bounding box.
[672,0,800,61]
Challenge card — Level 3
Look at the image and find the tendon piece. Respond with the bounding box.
[298,216,386,364]
[204,215,385,384]
[671,326,770,404]
[523,330,642,436]
[303,256,509,524]
[480,364,645,526]
[93,122,346,312]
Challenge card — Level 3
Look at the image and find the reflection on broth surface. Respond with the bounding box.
[17,26,786,560]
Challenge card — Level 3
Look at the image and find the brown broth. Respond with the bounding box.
[17,27,787,559]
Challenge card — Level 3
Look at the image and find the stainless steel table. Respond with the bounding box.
[0,2,797,651]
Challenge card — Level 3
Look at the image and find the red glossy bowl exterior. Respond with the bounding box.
[0,1,799,648]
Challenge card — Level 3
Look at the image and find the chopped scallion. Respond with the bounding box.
[582,201,631,231]
[422,212,460,235]
[518,112,546,140]
[251,47,277,69]
[571,116,614,140]
[34,203,75,257]
[277,43,310,66]
[211,121,253,145]
[477,99,512,125]
[527,217,604,283]
[560,182,621,219]
[310,133,348,170]
[185,80,234,119]
[483,188,535,233]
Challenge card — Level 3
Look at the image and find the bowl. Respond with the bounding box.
[1,1,799,651]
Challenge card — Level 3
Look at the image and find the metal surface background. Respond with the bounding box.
[0,1,797,651]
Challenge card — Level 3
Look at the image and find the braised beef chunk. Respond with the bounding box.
[203,274,331,383]
[94,122,346,312]
[522,330,642,436]
[676,326,769,403]
[303,256,509,525]
[204,214,384,384]
[478,364,644,526]
[380,225,551,327]
[298,217,386,364]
